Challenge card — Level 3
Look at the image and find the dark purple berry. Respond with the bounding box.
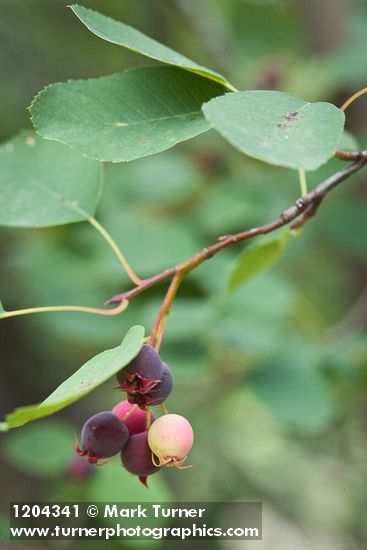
[121,432,160,479]
[116,345,167,408]
[144,363,173,406]
[117,344,164,384]
[75,412,129,464]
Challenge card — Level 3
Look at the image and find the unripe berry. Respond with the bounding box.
[148,414,194,468]
[112,400,155,435]
[121,431,160,486]
[75,411,129,464]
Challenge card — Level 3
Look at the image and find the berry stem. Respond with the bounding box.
[160,404,169,415]
[148,273,183,350]
[122,405,138,421]
[145,407,152,430]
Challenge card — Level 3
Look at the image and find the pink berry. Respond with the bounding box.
[147,414,194,468]
[112,400,155,435]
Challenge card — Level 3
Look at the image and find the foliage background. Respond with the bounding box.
[1,0,367,548]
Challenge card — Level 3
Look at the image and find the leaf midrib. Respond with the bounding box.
[108,110,202,127]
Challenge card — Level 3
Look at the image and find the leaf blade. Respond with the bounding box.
[0,325,144,431]
[70,4,235,90]
[31,66,226,163]
[202,91,345,170]
[0,131,103,228]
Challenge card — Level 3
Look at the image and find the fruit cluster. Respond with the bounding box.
[75,344,194,487]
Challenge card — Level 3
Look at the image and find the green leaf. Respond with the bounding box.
[228,230,292,292]
[3,419,75,478]
[70,4,235,91]
[0,325,144,431]
[31,66,226,163]
[202,91,345,171]
[0,131,103,228]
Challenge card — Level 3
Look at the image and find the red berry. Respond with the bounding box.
[112,400,155,435]
[148,414,194,468]
[75,412,129,464]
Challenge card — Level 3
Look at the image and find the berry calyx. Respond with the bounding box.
[116,344,172,409]
[112,400,155,434]
[116,344,163,397]
[120,431,160,486]
[147,414,194,469]
[143,363,173,406]
[75,411,129,465]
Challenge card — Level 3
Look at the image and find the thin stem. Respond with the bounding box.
[298,169,308,196]
[148,273,183,350]
[160,403,169,415]
[154,320,167,353]
[340,86,367,111]
[88,217,142,285]
[145,407,152,430]
[0,300,128,320]
[122,405,138,421]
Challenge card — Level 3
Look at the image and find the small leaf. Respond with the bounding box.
[0,131,103,228]
[202,91,345,171]
[228,230,291,292]
[31,66,226,163]
[70,4,235,90]
[0,325,144,431]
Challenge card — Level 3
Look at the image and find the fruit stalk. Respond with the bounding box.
[148,273,183,351]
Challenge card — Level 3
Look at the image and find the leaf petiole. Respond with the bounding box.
[0,300,128,320]
[88,216,142,285]
[298,168,308,196]
[340,86,367,112]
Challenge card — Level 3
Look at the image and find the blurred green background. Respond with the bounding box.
[1,0,367,548]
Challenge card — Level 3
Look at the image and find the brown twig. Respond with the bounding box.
[335,149,367,161]
[107,155,367,306]
[148,273,183,351]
